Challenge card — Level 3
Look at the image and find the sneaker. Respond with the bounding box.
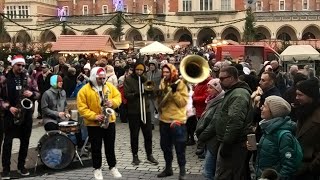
[131,154,140,165]
[147,154,159,165]
[1,171,10,180]
[93,169,103,180]
[17,168,30,176]
[110,167,122,178]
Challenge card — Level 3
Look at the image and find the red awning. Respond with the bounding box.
[51,35,116,52]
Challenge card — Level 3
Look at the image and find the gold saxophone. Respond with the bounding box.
[99,87,114,129]
[13,72,33,125]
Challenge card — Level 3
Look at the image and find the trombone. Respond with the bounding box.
[138,76,147,124]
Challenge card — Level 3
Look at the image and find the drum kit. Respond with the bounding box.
[35,110,90,171]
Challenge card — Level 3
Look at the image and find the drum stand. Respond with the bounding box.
[80,136,90,157]
[75,146,84,166]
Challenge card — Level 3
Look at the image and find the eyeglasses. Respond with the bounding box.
[219,76,231,81]
[16,64,25,67]
[98,78,105,80]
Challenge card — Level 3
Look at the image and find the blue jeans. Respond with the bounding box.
[203,150,217,180]
[159,121,186,167]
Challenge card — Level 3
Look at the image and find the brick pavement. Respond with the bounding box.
[2,121,205,180]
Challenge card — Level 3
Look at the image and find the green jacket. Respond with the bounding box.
[196,91,224,154]
[256,116,297,179]
[215,81,252,144]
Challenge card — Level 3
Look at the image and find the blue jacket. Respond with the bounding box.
[256,116,297,179]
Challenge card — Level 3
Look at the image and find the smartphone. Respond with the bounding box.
[247,134,257,150]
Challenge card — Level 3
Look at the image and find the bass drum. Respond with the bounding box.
[37,130,75,169]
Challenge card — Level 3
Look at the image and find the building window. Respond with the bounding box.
[200,0,213,11]
[182,0,192,12]
[143,5,148,14]
[83,5,88,15]
[102,5,108,14]
[6,5,29,19]
[256,1,263,11]
[221,0,231,11]
[302,0,309,10]
[279,0,285,10]
[123,5,128,12]
[63,6,69,16]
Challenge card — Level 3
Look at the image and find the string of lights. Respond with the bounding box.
[64,13,118,32]
[121,14,150,30]
[1,13,62,31]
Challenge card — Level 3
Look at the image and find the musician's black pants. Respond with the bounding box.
[128,113,153,156]
[0,117,4,155]
[2,116,32,172]
[87,123,116,169]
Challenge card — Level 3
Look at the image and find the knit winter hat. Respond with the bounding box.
[83,63,91,70]
[296,78,320,99]
[207,78,223,93]
[265,96,291,118]
[50,75,63,88]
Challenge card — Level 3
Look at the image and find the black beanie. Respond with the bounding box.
[296,78,320,99]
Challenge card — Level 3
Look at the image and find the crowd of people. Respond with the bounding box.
[0,48,319,180]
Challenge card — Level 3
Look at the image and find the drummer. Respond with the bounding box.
[41,75,71,131]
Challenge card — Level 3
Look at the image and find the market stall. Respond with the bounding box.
[139,41,174,55]
[280,45,320,75]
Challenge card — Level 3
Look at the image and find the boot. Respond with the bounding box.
[186,136,196,146]
[131,154,140,165]
[147,154,159,165]
[179,166,186,180]
[157,165,173,178]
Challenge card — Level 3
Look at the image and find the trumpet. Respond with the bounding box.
[144,80,155,93]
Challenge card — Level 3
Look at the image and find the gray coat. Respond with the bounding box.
[147,60,162,90]
[41,87,67,125]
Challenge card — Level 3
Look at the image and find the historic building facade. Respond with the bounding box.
[1,0,320,46]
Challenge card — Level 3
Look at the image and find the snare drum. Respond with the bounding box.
[58,121,79,133]
[37,130,75,169]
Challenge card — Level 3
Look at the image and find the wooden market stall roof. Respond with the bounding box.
[51,35,116,52]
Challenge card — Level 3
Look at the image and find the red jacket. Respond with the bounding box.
[192,77,211,118]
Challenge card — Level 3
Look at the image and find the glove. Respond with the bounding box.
[171,83,178,93]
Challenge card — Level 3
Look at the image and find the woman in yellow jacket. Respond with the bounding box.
[77,67,122,180]
[157,63,189,180]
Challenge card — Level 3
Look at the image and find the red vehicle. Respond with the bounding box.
[215,45,280,70]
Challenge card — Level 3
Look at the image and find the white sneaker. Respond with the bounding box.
[93,169,103,180]
[110,167,122,178]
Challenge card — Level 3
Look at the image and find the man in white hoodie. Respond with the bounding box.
[77,67,122,180]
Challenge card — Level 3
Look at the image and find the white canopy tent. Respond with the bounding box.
[140,41,174,55]
[280,45,320,62]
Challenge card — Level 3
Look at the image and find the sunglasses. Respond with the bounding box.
[98,78,106,80]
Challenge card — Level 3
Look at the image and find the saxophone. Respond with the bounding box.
[99,87,114,129]
[13,72,33,125]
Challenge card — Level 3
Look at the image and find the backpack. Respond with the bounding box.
[277,130,303,171]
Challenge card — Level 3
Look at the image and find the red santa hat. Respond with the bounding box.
[11,55,26,66]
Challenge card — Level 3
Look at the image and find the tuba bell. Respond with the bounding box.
[179,54,210,84]
[158,55,210,108]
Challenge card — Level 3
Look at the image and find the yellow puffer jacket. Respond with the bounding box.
[77,82,121,126]
[159,79,189,124]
